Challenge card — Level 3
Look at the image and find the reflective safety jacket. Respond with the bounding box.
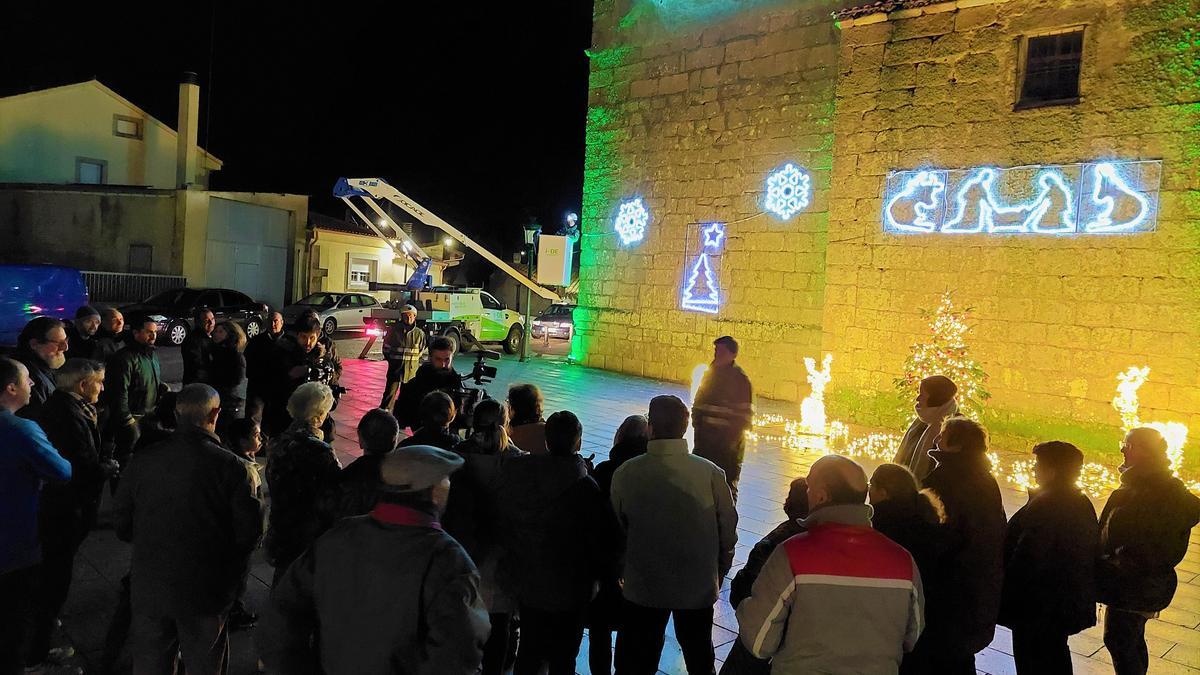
[692,362,753,453]
[383,322,428,384]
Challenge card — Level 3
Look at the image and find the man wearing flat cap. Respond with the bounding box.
[259,445,490,675]
[380,304,427,410]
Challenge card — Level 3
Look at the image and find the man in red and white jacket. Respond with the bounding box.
[736,455,925,673]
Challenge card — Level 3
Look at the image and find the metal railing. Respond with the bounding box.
[83,271,186,304]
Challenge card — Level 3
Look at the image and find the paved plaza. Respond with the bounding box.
[53,349,1200,674]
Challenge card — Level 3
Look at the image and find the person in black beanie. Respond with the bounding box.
[63,305,102,361]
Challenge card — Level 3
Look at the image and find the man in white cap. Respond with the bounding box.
[259,445,489,674]
[379,304,427,410]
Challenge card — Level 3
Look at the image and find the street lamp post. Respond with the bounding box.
[520,221,541,362]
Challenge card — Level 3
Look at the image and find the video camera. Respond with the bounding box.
[448,349,501,432]
[307,360,348,400]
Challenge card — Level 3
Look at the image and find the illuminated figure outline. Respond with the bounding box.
[614,197,650,246]
[884,170,946,233]
[764,163,812,221]
[940,167,1077,234]
[1083,162,1151,233]
[681,222,725,315]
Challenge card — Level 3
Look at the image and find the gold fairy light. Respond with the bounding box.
[1111,366,1190,476]
[800,354,833,435]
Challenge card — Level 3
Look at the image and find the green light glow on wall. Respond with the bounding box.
[630,0,785,27]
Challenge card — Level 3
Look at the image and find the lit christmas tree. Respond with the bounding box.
[894,291,991,416]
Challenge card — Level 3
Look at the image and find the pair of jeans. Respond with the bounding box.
[614,600,715,675]
[514,606,585,675]
[1104,607,1152,675]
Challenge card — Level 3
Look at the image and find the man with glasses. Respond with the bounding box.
[13,317,69,417]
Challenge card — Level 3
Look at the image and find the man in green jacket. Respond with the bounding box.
[104,314,162,470]
[611,395,738,674]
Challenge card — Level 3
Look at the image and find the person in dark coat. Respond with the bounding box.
[113,383,263,675]
[998,441,1098,674]
[587,414,649,674]
[258,444,490,675]
[892,375,958,481]
[13,316,68,418]
[264,382,341,587]
[261,315,326,438]
[399,390,460,450]
[448,399,525,675]
[104,315,162,473]
[223,417,266,631]
[26,360,118,670]
[692,335,754,501]
[911,417,1007,674]
[1099,427,1200,675]
[181,308,215,386]
[63,305,102,361]
[393,336,462,432]
[720,477,809,675]
[332,409,400,520]
[498,411,622,675]
[0,357,71,675]
[93,308,126,364]
[244,310,283,422]
[210,320,248,441]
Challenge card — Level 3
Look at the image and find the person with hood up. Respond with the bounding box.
[498,410,622,675]
[893,375,958,480]
[1099,426,1200,675]
[258,444,490,675]
[999,441,1099,674]
[910,417,1006,674]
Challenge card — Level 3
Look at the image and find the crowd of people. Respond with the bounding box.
[3,312,1200,675]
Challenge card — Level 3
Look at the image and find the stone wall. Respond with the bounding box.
[824,0,1200,455]
[578,0,1200,458]
[577,0,848,401]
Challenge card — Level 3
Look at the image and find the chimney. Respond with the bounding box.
[176,72,200,188]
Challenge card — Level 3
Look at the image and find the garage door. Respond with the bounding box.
[205,198,290,308]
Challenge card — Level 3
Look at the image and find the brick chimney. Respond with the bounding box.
[176,72,200,188]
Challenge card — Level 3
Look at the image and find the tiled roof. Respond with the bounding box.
[833,0,944,20]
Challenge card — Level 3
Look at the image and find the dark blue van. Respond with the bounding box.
[0,265,90,347]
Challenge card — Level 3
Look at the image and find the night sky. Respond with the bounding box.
[1,3,595,275]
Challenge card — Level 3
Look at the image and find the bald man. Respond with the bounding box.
[1098,427,1200,675]
[736,455,924,673]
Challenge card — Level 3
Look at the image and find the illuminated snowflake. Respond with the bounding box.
[613,198,649,245]
[765,163,811,221]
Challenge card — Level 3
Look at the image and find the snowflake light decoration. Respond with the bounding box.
[613,198,649,246]
[765,163,811,221]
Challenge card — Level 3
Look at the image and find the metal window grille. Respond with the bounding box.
[1018,31,1083,108]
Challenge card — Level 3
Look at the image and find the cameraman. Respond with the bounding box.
[263,315,334,439]
[392,336,462,432]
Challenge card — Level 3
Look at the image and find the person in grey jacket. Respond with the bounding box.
[611,395,738,675]
[258,444,490,675]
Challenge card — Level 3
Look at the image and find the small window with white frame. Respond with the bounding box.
[113,114,143,139]
[76,158,107,184]
[348,258,375,289]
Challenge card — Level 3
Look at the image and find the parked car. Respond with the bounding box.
[0,264,90,347]
[531,303,575,340]
[121,287,269,346]
[282,292,380,335]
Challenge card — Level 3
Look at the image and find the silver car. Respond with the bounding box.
[282,292,380,334]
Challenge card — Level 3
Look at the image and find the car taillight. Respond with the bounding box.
[366,327,384,337]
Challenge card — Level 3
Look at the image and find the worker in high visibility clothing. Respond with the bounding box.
[379,305,428,410]
[692,335,754,501]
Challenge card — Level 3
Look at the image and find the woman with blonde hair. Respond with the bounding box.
[264,382,341,587]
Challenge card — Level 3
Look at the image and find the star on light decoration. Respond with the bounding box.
[613,198,649,246]
[701,222,726,250]
[764,163,811,221]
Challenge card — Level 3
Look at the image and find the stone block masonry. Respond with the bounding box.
[578,0,1200,460]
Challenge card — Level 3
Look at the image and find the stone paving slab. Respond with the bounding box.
[56,353,1200,674]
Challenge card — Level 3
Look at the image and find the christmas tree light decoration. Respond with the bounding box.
[895,291,991,417]
[1111,366,1189,475]
[613,198,649,245]
[884,161,1160,234]
[681,223,725,314]
[1083,162,1152,233]
[800,354,834,435]
[764,163,811,221]
[844,433,901,461]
